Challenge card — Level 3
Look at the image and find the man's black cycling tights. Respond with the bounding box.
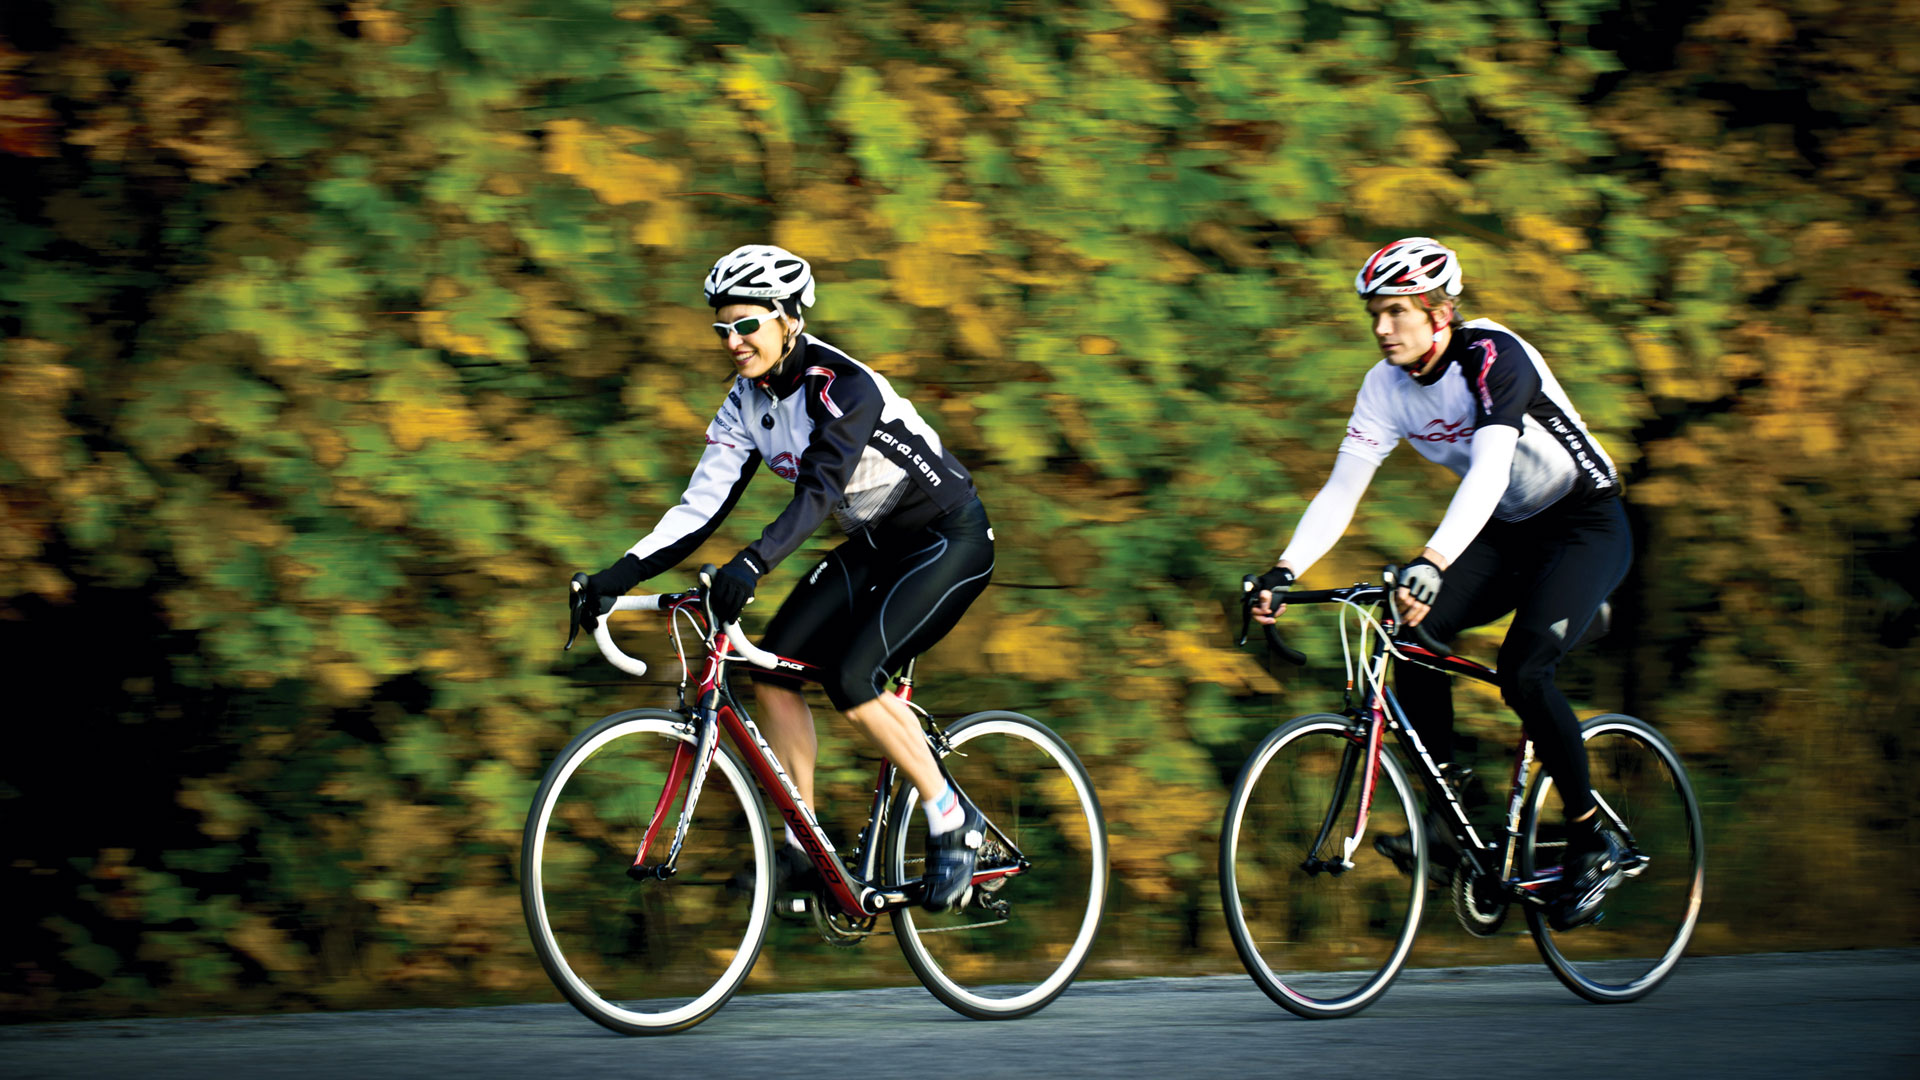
[1396,495,1631,822]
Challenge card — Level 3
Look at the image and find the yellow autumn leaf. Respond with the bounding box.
[950,302,1006,360]
[317,660,378,703]
[886,246,968,308]
[543,119,683,207]
[1348,166,1472,226]
[1513,211,1587,254]
[228,915,307,973]
[1109,0,1168,23]
[1397,124,1456,168]
[632,198,692,248]
[0,342,80,481]
[983,608,1084,682]
[386,399,481,451]
[1164,627,1282,695]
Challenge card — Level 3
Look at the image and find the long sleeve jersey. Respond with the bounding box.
[1281,318,1619,573]
[625,334,976,579]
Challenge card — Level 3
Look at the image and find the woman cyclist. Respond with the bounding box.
[576,244,995,911]
[1248,237,1631,930]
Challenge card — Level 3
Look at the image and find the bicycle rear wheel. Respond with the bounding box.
[1220,713,1426,1019]
[1520,713,1704,1003]
[888,711,1107,1020]
[521,709,773,1035]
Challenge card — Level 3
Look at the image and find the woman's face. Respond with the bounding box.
[713,302,789,380]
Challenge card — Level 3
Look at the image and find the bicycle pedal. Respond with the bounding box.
[772,894,814,922]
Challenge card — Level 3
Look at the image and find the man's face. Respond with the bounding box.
[1366,294,1446,370]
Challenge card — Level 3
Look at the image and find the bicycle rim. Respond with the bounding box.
[1220,714,1425,1019]
[1521,714,1704,1003]
[521,709,772,1034]
[888,712,1108,1020]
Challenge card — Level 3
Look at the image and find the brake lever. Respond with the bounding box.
[566,573,588,651]
[1239,574,1307,665]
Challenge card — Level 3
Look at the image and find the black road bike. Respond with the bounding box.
[1219,568,1704,1018]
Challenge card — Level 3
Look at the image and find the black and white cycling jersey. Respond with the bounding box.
[1339,318,1618,518]
[625,334,975,580]
[1279,317,1621,572]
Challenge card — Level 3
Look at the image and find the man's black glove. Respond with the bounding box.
[1248,565,1295,607]
[707,553,762,627]
[1400,556,1442,607]
[577,554,643,631]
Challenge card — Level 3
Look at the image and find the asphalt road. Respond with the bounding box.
[5,951,1915,1079]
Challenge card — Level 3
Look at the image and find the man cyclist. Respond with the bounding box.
[1248,237,1631,929]
[576,244,995,911]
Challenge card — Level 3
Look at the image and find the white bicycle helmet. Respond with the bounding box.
[1354,237,1462,298]
[703,244,816,315]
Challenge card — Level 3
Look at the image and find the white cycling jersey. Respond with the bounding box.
[1281,318,1619,572]
[1339,318,1617,515]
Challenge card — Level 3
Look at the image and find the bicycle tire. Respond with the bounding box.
[1220,713,1427,1019]
[521,708,773,1035]
[1520,713,1705,1004]
[887,711,1108,1020]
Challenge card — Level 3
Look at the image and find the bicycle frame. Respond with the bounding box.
[1279,584,1642,908]
[621,592,1031,920]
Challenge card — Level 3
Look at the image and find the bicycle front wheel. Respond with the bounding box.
[521,709,773,1035]
[1220,713,1426,1019]
[1521,713,1705,1003]
[888,711,1108,1020]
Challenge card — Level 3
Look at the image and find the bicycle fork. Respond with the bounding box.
[628,712,724,881]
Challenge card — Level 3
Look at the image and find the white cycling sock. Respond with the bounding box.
[924,784,965,836]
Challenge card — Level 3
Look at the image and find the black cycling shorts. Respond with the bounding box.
[752,496,994,711]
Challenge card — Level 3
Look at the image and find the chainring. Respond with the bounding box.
[1452,866,1510,937]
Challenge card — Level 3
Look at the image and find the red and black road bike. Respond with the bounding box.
[521,566,1107,1035]
[1219,567,1704,1018]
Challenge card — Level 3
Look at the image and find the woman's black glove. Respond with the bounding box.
[1400,556,1442,606]
[577,554,643,631]
[707,553,762,627]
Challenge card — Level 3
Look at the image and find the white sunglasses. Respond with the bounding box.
[711,311,783,339]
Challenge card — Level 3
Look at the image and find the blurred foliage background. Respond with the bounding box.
[3,0,1917,1019]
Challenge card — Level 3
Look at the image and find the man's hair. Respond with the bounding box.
[1416,286,1464,329]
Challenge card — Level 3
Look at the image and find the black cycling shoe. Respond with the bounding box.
[922,807,987,912]
[734,844,823,906]
[775,844,824,895]
[1549,831,1628,932]
[1374,814,1458,887]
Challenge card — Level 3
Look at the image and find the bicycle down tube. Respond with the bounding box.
[630,606,1027,920]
